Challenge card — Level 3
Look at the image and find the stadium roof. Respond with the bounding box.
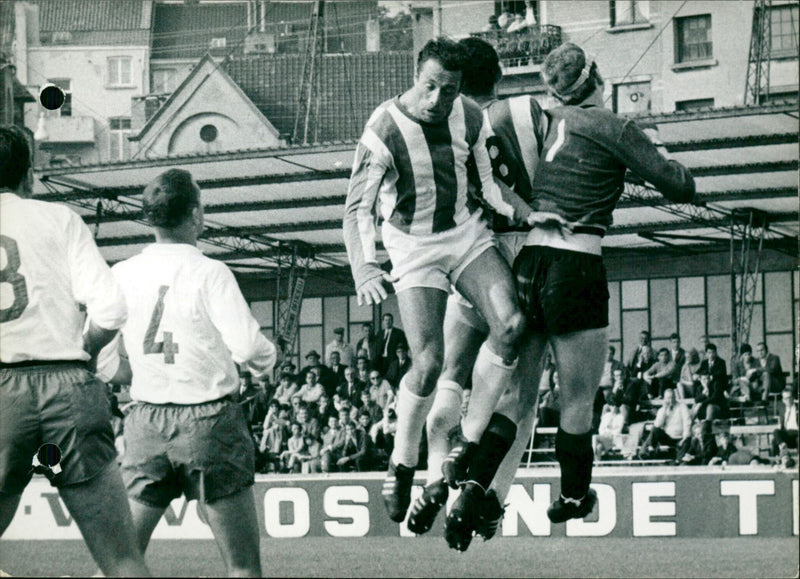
[35,101,799,296]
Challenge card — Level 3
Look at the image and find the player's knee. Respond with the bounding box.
[494,311,525,347]
[413,352,443,390]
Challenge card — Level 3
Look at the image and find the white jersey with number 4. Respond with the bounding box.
[110,243,276,404]
[0,193,127,363]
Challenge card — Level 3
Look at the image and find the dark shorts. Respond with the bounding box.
[513,245,609,335]
[0,362,116,495]
[122,397,254,509]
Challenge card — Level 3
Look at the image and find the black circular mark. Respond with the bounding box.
[199,124,218,143]
[39,85,65,111]
[37,443,62,467]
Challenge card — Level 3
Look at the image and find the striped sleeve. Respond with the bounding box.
[471,115,516,220]
[343,127,391,290]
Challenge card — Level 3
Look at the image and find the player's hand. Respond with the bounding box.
[357,272,397,306]
[526,211,573,235]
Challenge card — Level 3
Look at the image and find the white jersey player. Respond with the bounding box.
[0,125,149,576]
[100,168,276,577]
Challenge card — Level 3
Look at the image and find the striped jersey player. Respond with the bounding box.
[342,38,535,526]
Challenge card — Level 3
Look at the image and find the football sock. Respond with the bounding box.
[467,413,517,490]
[425,380,463,485]
[555,427,594,500]
[462,343,517,443]
[391,376,435,468]
[490,405,536,503]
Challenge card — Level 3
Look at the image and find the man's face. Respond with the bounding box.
[663,389,674,405]
[330,352,340,366]
[345,368,354,382]
[339,410,350,424]
[671,337,680,349]
[359,414,370,428]
[328,416,339,430]
[362,324,371,337]
[382,315,393,330]
[297,408,307,422]
[369,372,381,385]
[639,333,649,346]
[756,344,767,358]
[658,350,669,363]
[397,348,407,361]
[706,348,716,361]
[782,391,793,405]
[410,58,461,123]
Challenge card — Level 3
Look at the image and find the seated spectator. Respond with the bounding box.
[273,372,299,406]
[771,388,798,467]
[538,367,560,428]
[327,350,347,393]
[258,405,291,473]
[643,348,676,399]
[731,345,760,402]
[367,369,394,411]
[325,326,354,368]
[696,342,729,419]
[289,394,304,420]
[595,346,625,429]
[708,430,738,465]
[320,415,343,473]
[334,421,370,472]
[359,389,383,426]
[594,401,627,460]
[627,330,656,378]
[338,366,364,408]
[297,367,325,405]
[278,361,298,385]
[677,348,702,400]
[385,343,412,389]
[755,342,786,402]
[370,405,398,467]
[677,420,717,465]
[297,432,322,474]
[639,389,691,459]
[315,393,337,425]
[280,422,306,473]
[300,350,337,397]
[668,333,686,386]
[294,404,320,441]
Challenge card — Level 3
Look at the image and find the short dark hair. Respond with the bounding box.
[417,37,467,73]
[0,125,32,190]
[670,333,680,340]
[705,342,717,352]
[739,343,752,355]
[458,37,502,97]
[142,168,200,228]
[543,42,603,105]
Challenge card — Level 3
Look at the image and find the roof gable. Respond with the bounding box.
[132,54,284,158]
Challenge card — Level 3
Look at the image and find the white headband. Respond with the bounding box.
[552,56,595,100]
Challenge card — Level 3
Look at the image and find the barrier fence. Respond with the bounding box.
[4,467,797,540]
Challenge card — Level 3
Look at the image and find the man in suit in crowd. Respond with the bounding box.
[377,314,407,375]
[338,366,365,408]
[627,330,655,378]
[327,351,347,390]
[300,350,336,397]
[755,342,785,402]
[386,343,412,390]
[668,333,686,385]
[355,322,379,366]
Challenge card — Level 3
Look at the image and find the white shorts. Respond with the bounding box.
[382,211,495,294]
[449,230,529,321]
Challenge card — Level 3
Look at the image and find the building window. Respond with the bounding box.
[610,1,648,27]
[109,117,132,161]
[199,124,218,143]
[613,81,651,114]
[152,69,177,93]
[675,14,712,63]
[675,98,714,111]
[769,4,799,56]
[46,79,71,117]
[108,57,132,87]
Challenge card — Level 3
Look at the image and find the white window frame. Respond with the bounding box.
[109,117,132,161]
[107,56,133,87]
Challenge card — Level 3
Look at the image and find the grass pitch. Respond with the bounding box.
[1,536,798,577]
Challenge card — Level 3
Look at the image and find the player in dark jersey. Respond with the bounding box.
[455,42,695,525]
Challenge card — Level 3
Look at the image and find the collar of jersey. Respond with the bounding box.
[392,95,454,126]
[143,242,202,254]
